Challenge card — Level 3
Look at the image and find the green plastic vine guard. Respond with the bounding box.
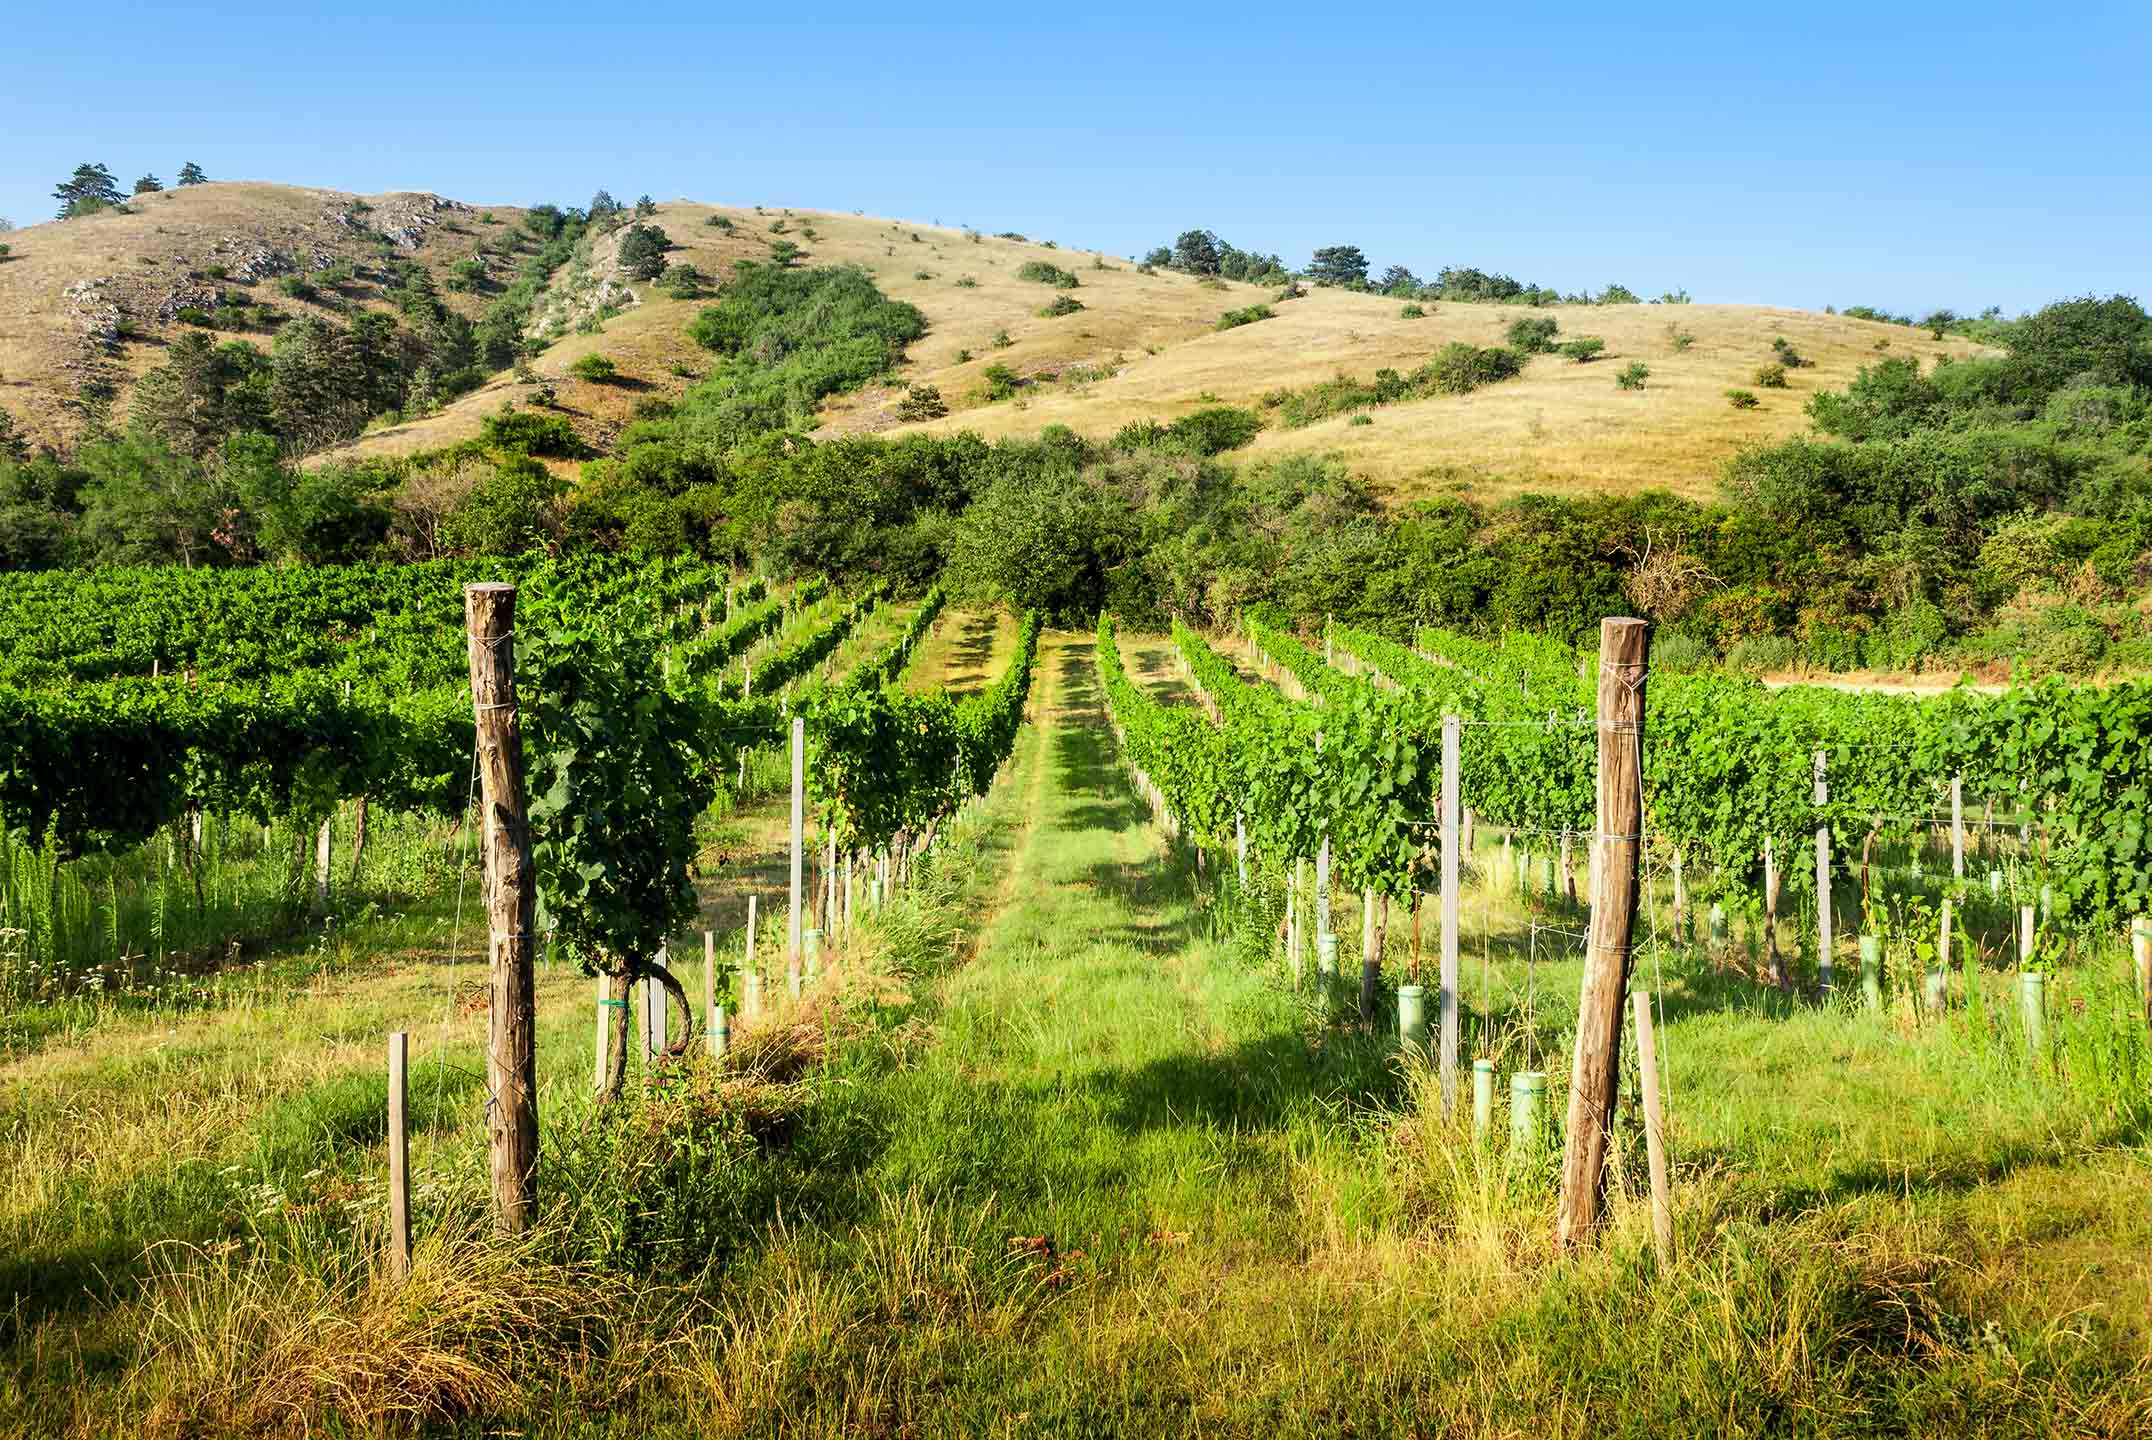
[1858,935,1883,1011]
[1473,1059,1496,1142]
[1397,984,1427,1054]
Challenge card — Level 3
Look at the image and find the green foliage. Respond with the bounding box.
[980,363,1021,401]
[990,329,1012,348]
[1507,315,1561,353]
[1727,389,1760,409]
[568,353,620,383]
[1559,337,1607,363]
[1615,362,1650,391]
[1016,261,1079,289]
[617,223,671,281]
[1215,304,1274,330]
[954,275,977,288]
[177,162,206,186]
[1307,245,1369,287]
[132,174,163,195]
[1037,295,1084,318]
[658,262,708,299]
[480,406,582,457]
[53,162,124,218]
[766,239,802,267]
[1668,326,1696,352]
[1267,346,1525,428]
[1755,363,1789,388]
[705,214,732,230]
[896,384,948,422]
[1399,303,1425,319]
[1771,336,1810,368]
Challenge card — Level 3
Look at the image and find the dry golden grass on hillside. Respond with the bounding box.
[4,185,1992,499]
[348,200,1986,499]
[0,182,527,450]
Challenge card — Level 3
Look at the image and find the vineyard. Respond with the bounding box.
[5,591,2152,1437]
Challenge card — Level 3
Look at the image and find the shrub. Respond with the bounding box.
[617,224,670,281]
[1725,634,1796,673]
[659,262,708,298]
[1726,388,1760,409]
[568,353,619,383]
[1038,295,1084,318]
[980,363,1021,401]
[1135,262,1156,275]
[767,239,801,267]
[913,269,933,281]
[277,274,318,302]
[1423,343,1525,394]
[1559,337,1607,363]
[631,396,675,421]
[1115,407,1262,456]
[896,383,948,421]
[768,219,788,233]
[1651,631,1717,673]
[1016,260,1079,289]
[1668,326,1696,352]
[1755,363,1788,388]
[1349,413,1373,426]
[955,275,977,288]
[1771,336,1810,368]
[480,404,581,457]
[705,215,732,230]
[1197,277,1228,291]
[1215,304,1274,331]
[1615,362,1650,390]
[955,348,973,363]
[990,329,1012,348]
[1275,282,1306,302]
[1399,303,1425,319]
[1507,315,1561,353]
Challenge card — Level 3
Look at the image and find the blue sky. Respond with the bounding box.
[3,1,2146,314]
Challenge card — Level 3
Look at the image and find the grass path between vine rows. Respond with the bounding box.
[689,628,2152,1439]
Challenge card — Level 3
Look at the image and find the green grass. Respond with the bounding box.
[3,629,2150,1436]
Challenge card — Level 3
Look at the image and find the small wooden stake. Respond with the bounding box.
[387,1031,411,1281]
[592,971,609,1094]
[1630,991,1674,1267]
[1556,616,1650,1251]
[704,930,718,1053]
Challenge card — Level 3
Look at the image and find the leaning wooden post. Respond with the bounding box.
[1630,992,1674,1267]
[1555,615,1650,1251]
[788,716,805,999]
[387,1031,411,1280]
[1814,749,1834,993]
[465,582,538,1234]
[1439,713,1461,1111]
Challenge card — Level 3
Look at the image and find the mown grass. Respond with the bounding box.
[4,629,2150,1436]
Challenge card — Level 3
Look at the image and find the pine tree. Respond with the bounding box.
[177,161,207,186]
[53,163,125,219]
[634,194,656,217]
[133,174,164,195]
[1307,245,1370,288]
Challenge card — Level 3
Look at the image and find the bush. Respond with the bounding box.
[1755,363,1788,388]
[1016,260,1079,288]
[617,224,670,281]
[1038,295,1084,318]
[1507,315,1560,353]
[896,383,948,421]
[1423,343,1525,394]
[1349,413,1373,426]
[1559,337,1607,363]
[277,274,319,302]
[1771,336,1810,368]
[1667,326,1696,352]
[1197,277,1228,291]
[1725,634,1796,673]
[705,215,732,230]
[1726,389,1760,409]
[1275,282,1306,302]
[568,353,619,383]
[1216,304,1274,331]
[1615,362,1650,390]
[981,363,1021,401]
[1399,303,1425,319]
[659,262,708,298]
[955,275,977,288]
[479,404,582,457]
[1650,630,1717,673]
[990,329,1012,348]
[913,269,933,281]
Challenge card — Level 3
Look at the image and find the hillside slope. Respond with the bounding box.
[4,186,1988,499]
[344,202,1987,500]
[0,182,525,449]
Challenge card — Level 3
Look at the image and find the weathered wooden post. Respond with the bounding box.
[1814,750,1834,993]
[704,930,725,1058]
[789,716,805,998]
[387,1031,411,1280]
[1314,730,1331,941]
[466,581,537,1234]
[1555,616,1650,1251]
[1440,713,1461,1110]
[1950,774,1965,880]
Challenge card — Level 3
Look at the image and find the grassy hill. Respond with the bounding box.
[3,185,1989,500]
[0,182,526,450]
[332,200,1988,500]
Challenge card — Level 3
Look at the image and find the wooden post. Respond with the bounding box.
[1950,774,1965,880]
[1555,616,1650,1251]
[1814,750,1833,993]
[2134,916,2152,1032]
[1763,835,1784,986]
[1630,992,1673,1267]
[1314,731,1331,940]
[789,717,805,998]
[1235,813,1247,888]
[1671,849,1687,937]
[387,1031,411,1281]
[650,946,669,1057]
[465,582,537,1234]
[1440,713,1461,1111]
[1358,886,1379,1026]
